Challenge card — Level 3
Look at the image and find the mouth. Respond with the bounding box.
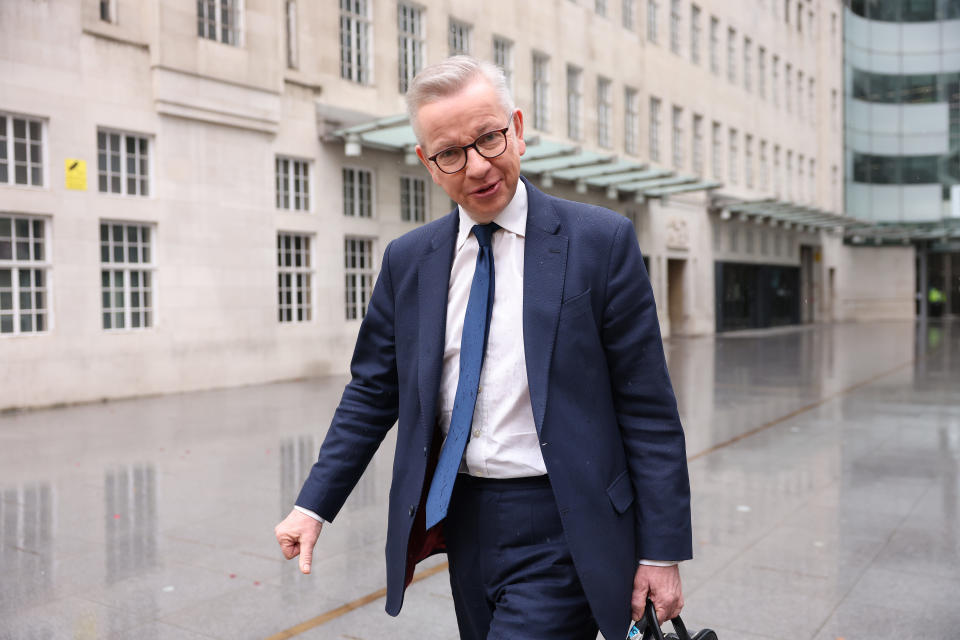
[471,180,501,198]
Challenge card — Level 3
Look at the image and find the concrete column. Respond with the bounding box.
[918,245,928,324]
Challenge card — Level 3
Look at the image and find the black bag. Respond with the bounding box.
[627,598,718,640]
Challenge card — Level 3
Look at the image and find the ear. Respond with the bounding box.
[512,109,526,156]
[416,145,442,185]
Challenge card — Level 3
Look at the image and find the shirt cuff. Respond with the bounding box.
[638,559,680,567]
[294,505,326,523]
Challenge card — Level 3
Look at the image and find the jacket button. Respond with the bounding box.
[409,505,415,517]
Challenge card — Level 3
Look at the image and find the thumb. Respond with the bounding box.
[299,530,317,574]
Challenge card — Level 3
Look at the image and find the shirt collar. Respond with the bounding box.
[456,180,528,251]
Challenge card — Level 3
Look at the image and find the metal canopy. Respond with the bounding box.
[332,114,721,199]
[715,197,960,245]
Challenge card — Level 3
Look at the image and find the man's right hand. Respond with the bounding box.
[275,509,324,574]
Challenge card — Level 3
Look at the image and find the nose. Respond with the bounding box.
[463,146,491,178]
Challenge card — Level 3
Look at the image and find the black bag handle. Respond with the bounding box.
[637,598,694,640]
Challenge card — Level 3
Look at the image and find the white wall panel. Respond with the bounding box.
[901,185,943,221]
[900,52,943,74]
[901,23,940,54]
[900,133,949,155]
[900,103,949,136]
[869,21,901,54]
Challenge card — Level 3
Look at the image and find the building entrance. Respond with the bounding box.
[667,259,686,335]
[715,262,801,332]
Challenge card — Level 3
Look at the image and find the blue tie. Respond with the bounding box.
[424,222,499,530]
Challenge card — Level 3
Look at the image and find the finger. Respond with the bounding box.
[631,587,649,620]
[299,532,317,574]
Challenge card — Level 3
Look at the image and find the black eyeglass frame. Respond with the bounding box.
[426,122,512,174]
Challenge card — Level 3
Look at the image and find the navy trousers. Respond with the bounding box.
[444,475,600,640]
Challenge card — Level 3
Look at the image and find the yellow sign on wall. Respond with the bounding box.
[65,159,87,191]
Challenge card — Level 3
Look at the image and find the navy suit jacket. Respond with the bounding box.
[296,177,692,640]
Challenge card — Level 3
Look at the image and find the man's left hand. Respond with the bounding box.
[631,564,683,624]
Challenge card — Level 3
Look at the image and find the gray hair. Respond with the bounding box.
[406,55,515,147]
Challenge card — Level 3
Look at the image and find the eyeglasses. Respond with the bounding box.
[427,125,510,174]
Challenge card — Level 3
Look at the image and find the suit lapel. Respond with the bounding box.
[521,178,568,435]
[417,211,457,442]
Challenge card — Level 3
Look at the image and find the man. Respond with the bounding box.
[275,56,692,640]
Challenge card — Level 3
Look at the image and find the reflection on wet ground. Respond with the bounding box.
[1,320,958,639]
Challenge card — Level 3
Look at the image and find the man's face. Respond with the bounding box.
[415,78,526,224]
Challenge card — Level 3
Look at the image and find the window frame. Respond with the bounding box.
[96,128,152,198]
[197,0,244,46]
[567,65,584,141]
[400,175,427,223]
[344,236,375,321]
[99,220,156,332]
[532,53,551,132]
[597,76,613,148]
[342,166,375,219]
[448,18,472,56]
[340,0,372,84]
[398,3,425,93]
[277,231,314,324]
[493,36,514,93]
[625,87,640,156]
[275,155,312,212]
[0,113,46,189]
[0,214,51,336]
[649,96,662,163]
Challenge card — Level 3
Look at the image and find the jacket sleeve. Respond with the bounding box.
[600,216,693,562]
[295,241,401,522]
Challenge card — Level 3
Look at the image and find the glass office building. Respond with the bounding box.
[844,0,960,316]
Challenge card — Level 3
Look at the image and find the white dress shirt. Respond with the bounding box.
[440,180,547,478]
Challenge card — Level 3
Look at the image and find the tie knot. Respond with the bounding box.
[472,223,499,248]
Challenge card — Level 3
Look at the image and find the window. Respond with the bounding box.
[597,77,612,148]
[623,0,635,29]
[342,168,373,218]
[398,3,425,93]
[649,97,662,162]
[797,70,804,120]
[532,53,550,131]
[344,237,374,320]
[830,12,837,51]
[448,19,471,56]
[728,128,738,184]
[671,105,683,169]
[567,66,583,140]
[831,88,838,130]
[785,63,792,112]
[786,150,793,199]
[758,47,766,98]
[277,232,313,323]
[709,17,720,74]
[670,0,681,53]
[400,176,426,223]
[759,139,768,191]
[797,2,802,32]
[726,28,736,84]
[340,0,371,84]
[0,114,43,187]
[743,37,751,91]
[809,158,816,203]
[798,153,805,202]
[784,0,790,23]
[692,113,703,176]
[276,157,310,211]
[647,0,659,43]
[596,0,607,16]
[100,222,154,331]
[808,78,816,125]
[772,55,780,107]
[285,0,298,68]
[711,121,722,179]
[831,164,839,211]
[197,0,242,46]
[744,134,753,188]
[690,4,701,63]
[625,87,640,155]
[493,37,513,92]
[97,130,149,196]
[0,215,48,335]
[773,145,781,196]
[100,0,115,22]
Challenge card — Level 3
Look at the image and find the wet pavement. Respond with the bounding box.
[1,320,958,640]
